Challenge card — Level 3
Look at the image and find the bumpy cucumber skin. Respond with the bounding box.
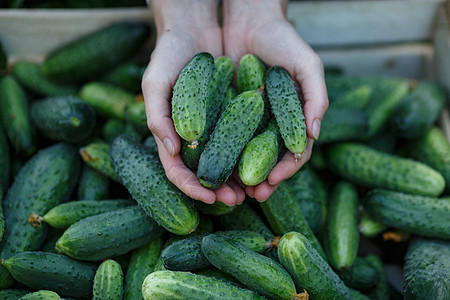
[390,82,446,139]
[326,143,445,196]
[337,256,380,290]
[142,270,266,300]
[79,141,121,182]
[56,206,164,261]
[359,213,387,238]
[0,289,29,300]
[324,182,360,270]
[198,90,264,189]
[278,232,352,300]
[260,181,326,259]
[0,76,37,157]
[202,234,296,299]
[12,60,78,96]
[196,201,236,216]
[93,259,123,300]
[318,107,368,144]
[42,199,132,229]
[42,22,150,82]
[77,165,109,200]
[172,52,214,144]
[110,134,199,235]
[18,290,61,300]
[266,67,307,157]
[403,238,450,300]
[103,61,146,93]
[2,251,96,298]
[365,255,389,300]
[237,54,266,93]
[124,237,163,300]
[0,126,10,196]
[221,86,238,112]
[195,267,243,286]
[364,189,450,239]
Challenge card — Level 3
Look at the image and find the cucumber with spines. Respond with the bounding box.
[77,164,109,200]
[79,141,121,182]
[18,290,61,300]
[93,259,123,300]
[0,289,29,300]
[237,54,266,93]
[221,86,238,111]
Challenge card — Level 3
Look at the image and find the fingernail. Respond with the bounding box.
[312,119,321,140]
[163,138,175,157]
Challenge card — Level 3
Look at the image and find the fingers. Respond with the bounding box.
[246,181,280,202]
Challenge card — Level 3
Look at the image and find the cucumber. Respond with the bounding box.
[18,290,60,300]
[142,135,159,157]
[337,256,380,290]
[196,201,236,216]
[0,289,29,300]
[366,129,397,153]
[277,231,352,300]
[266,66,307,158]
[326,143,445,196]
[350,289,370,300]
[93,259,123,300]
[331,85,372,110]
[237,54,266,93]
[390,82,446,139]
[41,199,132,229]
[125,101,147,135]
[2,251,96,298]
[0,40,6,71]
[79,82,135,120]
[77,164,109,200]
[142,270,266,300]
[110,134,199,235]
[40,228,63,253]
[323,182,359,270]
[365,255,389,300]
[172,52,214,148]
[0,265,14,289]
[403,238,450,299]
[259,181,326,259]
[124,237,163,300]
[0,76,37,157]
[222,86,238,112]
[102,118,126,143]
[195,267,243,286]
[12,60,78,96]
[31,96,96,142]
[42,22,150,82]
[79,141,121,182]
[359,213,387,238]
[363,189,450,239]
[0,125,10,196]
[198,90,264,189]
[202,234,296,299]
[103,61,146,93]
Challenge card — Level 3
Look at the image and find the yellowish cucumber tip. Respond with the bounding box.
[293,290,309,300]
[198,178,213,189]
[187,140,199,149]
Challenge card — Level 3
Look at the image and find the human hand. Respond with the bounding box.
[223,0,329,201]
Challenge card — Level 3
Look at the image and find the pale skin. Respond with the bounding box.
[142,0,329,206]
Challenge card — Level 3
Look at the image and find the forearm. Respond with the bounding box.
[223,0,288,26]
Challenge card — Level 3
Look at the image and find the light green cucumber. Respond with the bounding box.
[331,85,372,110]
[93,259,123,300]
[79,141,121,182]
[359,213,387,238]
[77,164,109,200]
[237,54,266,93]
[196,201,236,216]
[221,85,238,111]
[125,101,147,135]
[18,290,60,300]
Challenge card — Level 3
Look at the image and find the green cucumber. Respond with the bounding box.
[103,61,146,93]
[12,60,78,96]
[326,143,445,196]
[18,290,60,300]
[365,255,389,300]
[0,125,10,196]
[331,85,372,110]
[259,181,326,259]
[172,52,214,148]
[266,66,307,158]
[366,129,397,153]
[42,22,150,82]
[79,141,121,182]
[77,164,109,200]
[195,267,243,286]
[350,289,370,300]
[237,54,266,93]
[2,251,96,298]
[323,182,359,270]
[403,238,450,299]
[125,101,147,135]
[198,90,264,189]
[359,213,387,238]
[124,237,164,300]
[196,201,236,216]
[142,270,266,300]
[40,228,63,253]
[363,189,450,239]
[0,76,37,157]
[278,231,352,300]
[337,256,380,290]
[0,265,14,289]
[110,134,199,235]
[0,289,29,300]
[31,96,96,142]
[222,86,238,112]
[41,199,132,229]
[202,234,296,299]
[93,259,123,300]
[390,82,446,139]
[318,107,368,144]
[102,118,126,143]
[56,206,164,261]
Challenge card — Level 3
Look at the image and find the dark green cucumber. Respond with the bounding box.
[366,129,397,153]
[31,96,96,142]
[2,251,96,298]
[237,54,266,93]
[0,264,14,289]
[56,206,164,261]
[93,259,123,300]
[77,164,109,200]
[0,289,29,300]
[42,22,150,82]
[403,238,450,300]
[196,201,236,216]
[331,85,372,110]
[102,118,126,143]
[0,125,10,196]
[363,189,450,239]
[12,60,78,96]
[79,82,135,120]
[125,101,147,135]
[350,289,370,300]
[40,228,63,253]
[142,270,265,300]
[79,141,121,182]
[18,290,60,300]
[103,61,146,93]
[390,82,446,139]
[0,76,37,157]
[318,107,368,144]
[195,267,243,286]
[172,52,214,147]
[323,182,359,270]
[337,256,380,290]
[42,199,132,229]
[124,237,164,300]
[278,231,352,300]
[110,134,199,235]
[365,255,389,300]
[0,40,6,71]
[266,66,307,158]
[202,234,296,299]
[326,143,445,196]
[359,213,387,238]
[259,181,326,259]
[198,90,264,189]
[221,85,238,112]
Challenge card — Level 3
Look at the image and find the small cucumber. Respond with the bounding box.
[0,289,29,300]
[331,85,372,110]
[196,201,236,216]
[359,213,387,238]
[77,164,109,200]
[93,259,123,300]
[365,255,389,300]
[222,85,238,112]
[363,189,450,239]
[102,119,126,143]
[237,54,266,93]
[278,231,352,300]
[266,66,307,158]
[198,90,264,189]
[202,234,296,299]
[79,141,121,182]
[103,61,146,93]
[0,125,10,195]
[125,101,147,135]
[18,290,60,300]
[337,256,380,290]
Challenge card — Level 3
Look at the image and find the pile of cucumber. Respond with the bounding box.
[0,21,449,300]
